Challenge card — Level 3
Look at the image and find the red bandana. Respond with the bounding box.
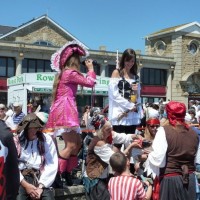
[166,101,188,129]
[146,118,160,125]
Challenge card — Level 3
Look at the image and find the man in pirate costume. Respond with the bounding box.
[144,101,199,200]
[16,113,58,200]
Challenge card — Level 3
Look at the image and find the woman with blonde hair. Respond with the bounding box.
[45,40,96,185]
[83,111,142,199]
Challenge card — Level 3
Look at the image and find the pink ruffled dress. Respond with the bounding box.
[46,69,96,135]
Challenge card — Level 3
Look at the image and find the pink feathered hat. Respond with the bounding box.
[51,40,89,72]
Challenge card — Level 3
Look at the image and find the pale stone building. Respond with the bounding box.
[145,22,200,106]
[1,15,199,111]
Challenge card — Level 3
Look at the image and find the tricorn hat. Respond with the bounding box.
[17,113,44,134]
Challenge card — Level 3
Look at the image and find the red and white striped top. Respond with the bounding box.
[108,175,146,200]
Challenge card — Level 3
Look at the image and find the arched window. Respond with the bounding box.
[154,40,166,56]
[187,40,199,55]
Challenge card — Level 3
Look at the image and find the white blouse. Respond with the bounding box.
[19,134,58,188]
[108,77,143,126]
[144,127,168,179]
[93,132,133,178]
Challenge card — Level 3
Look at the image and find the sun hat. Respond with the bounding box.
[0,104,5,109]
[13,102,23,107]
[17,113,43,134]
[51,40,89,73]
[36,112,49,124]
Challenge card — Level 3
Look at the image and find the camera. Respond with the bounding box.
[142,140,152,148]
[81,59,98,66]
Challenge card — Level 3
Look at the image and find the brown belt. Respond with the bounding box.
[21,168,40,186]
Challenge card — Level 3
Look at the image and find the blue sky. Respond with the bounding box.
[1,0,200,54]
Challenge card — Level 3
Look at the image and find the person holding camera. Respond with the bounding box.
[131,117,160,182]
[83,112,142,200]
[45,40,96,186]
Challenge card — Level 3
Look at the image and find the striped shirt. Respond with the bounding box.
[108,175,146,200]
[13,112,25,125]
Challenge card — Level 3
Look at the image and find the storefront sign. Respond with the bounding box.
[8,72,110,95]
[96,77,109,86]
[36,74,55,82]
[33,87,52,93]
[7,75,24,86]
[8,73,110,85]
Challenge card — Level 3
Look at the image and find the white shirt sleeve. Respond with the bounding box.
[112,131,133,146]
[144,127,168,179]
[19,171,24,183]
[38,134,58,187]
[94,144,115,164]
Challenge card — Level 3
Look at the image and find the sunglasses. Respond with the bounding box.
[0,108,5,110]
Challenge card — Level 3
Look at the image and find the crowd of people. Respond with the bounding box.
[0,40,200,200]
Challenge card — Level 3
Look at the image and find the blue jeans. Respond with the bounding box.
[17,175,54,200]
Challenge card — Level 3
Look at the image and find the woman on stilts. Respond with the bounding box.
[46,40,96,186]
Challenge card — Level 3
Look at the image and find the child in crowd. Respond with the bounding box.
[108,152,152,200]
